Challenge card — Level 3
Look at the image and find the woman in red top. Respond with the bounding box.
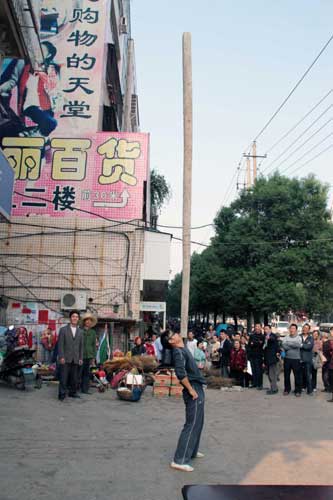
[230,340,247,387]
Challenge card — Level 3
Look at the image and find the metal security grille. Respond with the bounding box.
[0,217,145,319]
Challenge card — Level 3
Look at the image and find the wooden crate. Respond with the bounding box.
[170,369,182,386]
[154,370,172,387]
[153,385,170,397]
[170,386,183,398]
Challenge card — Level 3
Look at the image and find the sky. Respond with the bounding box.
[131,0,333,276]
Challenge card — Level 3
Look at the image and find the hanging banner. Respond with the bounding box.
[4,132,149,220]
[0,0,107,139]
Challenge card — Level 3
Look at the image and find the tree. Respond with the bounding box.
[150,169,171,226]
[212,174,333,320]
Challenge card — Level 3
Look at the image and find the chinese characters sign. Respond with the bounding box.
[4,132,149,220]
[0,0,107,138]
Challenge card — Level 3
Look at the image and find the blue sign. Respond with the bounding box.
[0,149,14,220]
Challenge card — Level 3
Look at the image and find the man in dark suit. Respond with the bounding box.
[58,310,83,401]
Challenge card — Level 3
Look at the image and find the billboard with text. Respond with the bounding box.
[0,0,107,139]
[3,132,149,220]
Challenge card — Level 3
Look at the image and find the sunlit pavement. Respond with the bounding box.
[0,376,332,500]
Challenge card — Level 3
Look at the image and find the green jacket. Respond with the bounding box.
[83,328,96,359]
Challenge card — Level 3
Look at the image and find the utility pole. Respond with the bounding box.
[252,141,257,182]
[181,32,192,338]
[123,38,134,132]
[246,157,251,189]
[243,141,266,187]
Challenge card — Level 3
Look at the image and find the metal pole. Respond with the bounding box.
[181,33,192,338]
[123,38,134,132]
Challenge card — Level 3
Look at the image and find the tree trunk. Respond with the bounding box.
[214,310,218,327]
[222,311,226,323]
[264,312,269,325]
[247,310,252,332]
[233,314,238,330]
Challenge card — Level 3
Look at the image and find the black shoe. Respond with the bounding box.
[321,389,328,392]
[327,399,333,403]
[266,389,278,395]
[257,386,263,391]
[82,391,91,395]
[68,393,80,398]
[58,395,65,401]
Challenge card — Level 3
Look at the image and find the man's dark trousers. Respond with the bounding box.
[81,359,91,393]
[59,362,78,398]
[250,357,263,388]
[174,382,205,465]
[284,358,302,394]
[302,362,313,394]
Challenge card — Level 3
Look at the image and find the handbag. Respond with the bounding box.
[312,353,322,370]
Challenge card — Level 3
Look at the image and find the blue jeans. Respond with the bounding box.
[24,106,57,136]
[174,383,205,465]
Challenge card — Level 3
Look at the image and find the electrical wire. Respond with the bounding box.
[271,118,333,173]
[253,31,333,143]
[279,132,333,175]
[288,142,333,176]
[264,88,333,155]
[261,103,333,173]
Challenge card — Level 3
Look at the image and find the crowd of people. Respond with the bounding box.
[182,322,333,399]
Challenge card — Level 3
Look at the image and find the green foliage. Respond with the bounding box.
[150,169,171,213]
[167,174,333,319]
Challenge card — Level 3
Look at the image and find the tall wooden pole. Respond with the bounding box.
[246,157,251,188]
[181,33,192,338]
[252,141,257,182]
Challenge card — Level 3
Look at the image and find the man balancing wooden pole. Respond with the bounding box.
[168,33,206,474]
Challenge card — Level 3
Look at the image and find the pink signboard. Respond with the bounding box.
[4,132,149,220]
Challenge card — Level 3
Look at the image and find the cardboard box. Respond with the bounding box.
[170,370,182,386]
[154,370,172,387]
[153,385,170,397]
[169,386,183,398]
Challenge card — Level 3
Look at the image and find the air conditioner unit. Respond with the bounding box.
[119,16,128,34]
[61,292,87,311]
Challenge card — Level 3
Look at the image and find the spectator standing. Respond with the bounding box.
[186,331,197,358]
[323,335,333,402]
[153,334,163,362]
[322,331,331,392]
[131,336,146,356]
[41,327,56,364]
[263,324,280,395]
[282,324,302,397]
[219,330,232,378]
[300,324,314,395]
[57,310,83,401]
[230,340,247,387]
[80,312,97,395]
[208,334,220,368]
[312,330,322,392]
[194,340,206,370]
[144,338,156,356]
[248,323,265,390]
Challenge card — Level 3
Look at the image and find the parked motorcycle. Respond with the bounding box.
[0,326,37,390]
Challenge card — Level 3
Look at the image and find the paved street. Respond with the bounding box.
[1,376,333,500]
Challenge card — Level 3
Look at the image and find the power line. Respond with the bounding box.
[264,88,333,155]
[279,132,333,175]
[253,31,333,143]
[272,117,333,173]
[288,142,333,176]
[262,103,333,173]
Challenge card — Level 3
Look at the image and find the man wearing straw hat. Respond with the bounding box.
[80,312,97,394]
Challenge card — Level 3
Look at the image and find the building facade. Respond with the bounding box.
[0,0,169,352]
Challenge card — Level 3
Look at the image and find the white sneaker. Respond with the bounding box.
[195,452,205,458]
[170,461,194,472]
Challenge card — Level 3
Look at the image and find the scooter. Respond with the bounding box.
[0,326,37,390]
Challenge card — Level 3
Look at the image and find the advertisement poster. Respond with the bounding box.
[0,0,107,139]
[4,132,149,220]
